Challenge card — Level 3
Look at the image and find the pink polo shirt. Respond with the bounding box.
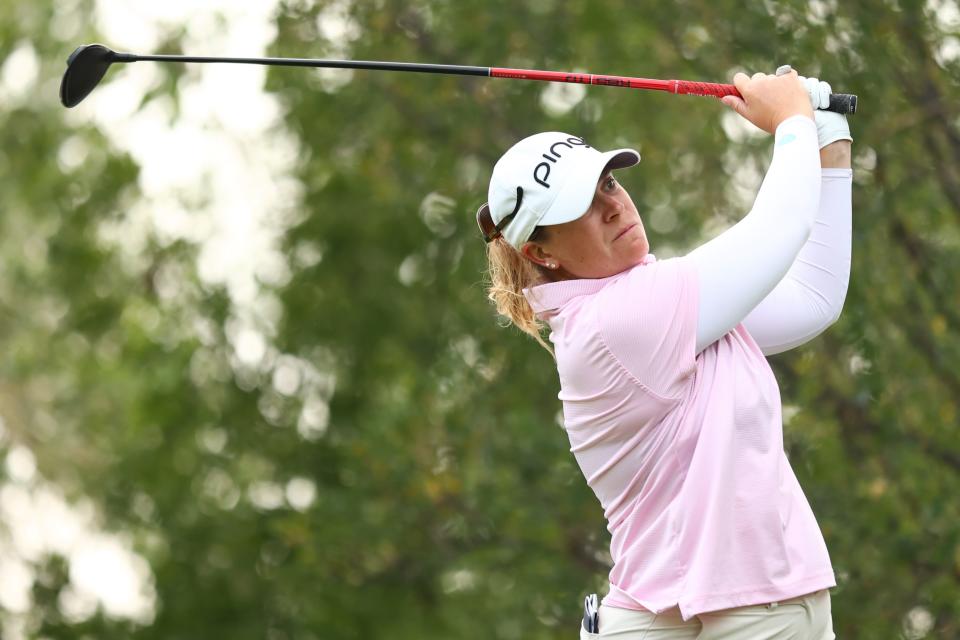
[523,254,835,621]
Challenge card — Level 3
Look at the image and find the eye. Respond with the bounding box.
[603,175,618,192]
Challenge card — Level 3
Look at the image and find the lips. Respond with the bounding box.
[614,224,636,241]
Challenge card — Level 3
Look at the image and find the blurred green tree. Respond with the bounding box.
[1,0,958,638]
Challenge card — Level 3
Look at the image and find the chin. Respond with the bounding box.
[636,236,650,259]
[630,239,650,261]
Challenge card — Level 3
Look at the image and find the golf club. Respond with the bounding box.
[59,44,858,114]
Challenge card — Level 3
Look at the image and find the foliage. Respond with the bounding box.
[1,0,958,637]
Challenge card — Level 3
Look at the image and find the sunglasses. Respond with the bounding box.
[476,187,524,243]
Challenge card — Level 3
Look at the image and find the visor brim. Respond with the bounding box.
[536,148,640,229]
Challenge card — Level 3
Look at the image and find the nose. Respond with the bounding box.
[602,196,623,223]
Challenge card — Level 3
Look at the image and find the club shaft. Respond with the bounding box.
[491,68,734,96]
[113,52,857,114]
[119,52,490,77]
[119,53,721,91]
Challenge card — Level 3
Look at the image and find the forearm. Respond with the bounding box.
[689,115,821,353]
[820,140,851,168]
[741,167,853,355]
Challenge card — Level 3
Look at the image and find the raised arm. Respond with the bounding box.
[688,71,821,353]
[742,140,852,355]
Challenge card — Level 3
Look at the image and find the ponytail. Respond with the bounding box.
[483,228,555,358]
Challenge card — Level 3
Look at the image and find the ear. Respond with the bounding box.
[521,241,557,269]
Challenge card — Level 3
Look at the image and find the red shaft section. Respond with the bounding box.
[490,68,742,98]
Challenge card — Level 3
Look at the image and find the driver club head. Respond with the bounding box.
[59,44,117,108]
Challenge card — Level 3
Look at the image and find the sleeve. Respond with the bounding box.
[742,168,853,355]
[688,115,822,354]
[596,257,699,400]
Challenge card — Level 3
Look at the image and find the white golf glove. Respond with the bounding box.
[799,74,853,149]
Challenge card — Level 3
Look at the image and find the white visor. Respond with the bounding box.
[477,132,640,248]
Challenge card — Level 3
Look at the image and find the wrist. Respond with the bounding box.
[774,108,814,130]
[775,112,815,127]
[819,140,852,168]
[774,113,817,139]
[813,110,852,149]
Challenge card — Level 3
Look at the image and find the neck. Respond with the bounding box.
[539,265,581,282]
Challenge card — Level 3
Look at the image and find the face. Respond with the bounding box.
[521,172,649,279]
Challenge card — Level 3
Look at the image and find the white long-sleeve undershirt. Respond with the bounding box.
[688,115,852,355]
[740,168,852,354]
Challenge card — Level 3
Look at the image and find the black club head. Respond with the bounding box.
[59,44,117,108]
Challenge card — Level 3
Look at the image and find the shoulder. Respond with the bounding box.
[597,255,697,307]
[594,255,700,398]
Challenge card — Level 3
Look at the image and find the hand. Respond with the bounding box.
[720,70,813,134]
[799,74,854,149]
[799,75,833,110]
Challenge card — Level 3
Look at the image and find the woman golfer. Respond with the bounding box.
[477,68,852,639]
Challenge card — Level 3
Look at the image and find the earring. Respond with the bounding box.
[547,262,556,269]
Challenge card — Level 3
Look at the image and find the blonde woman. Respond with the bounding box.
[477,68,852,639]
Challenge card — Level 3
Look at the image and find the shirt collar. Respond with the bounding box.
[523,253,657,314]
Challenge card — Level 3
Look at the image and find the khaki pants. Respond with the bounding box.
[580,590,835,639]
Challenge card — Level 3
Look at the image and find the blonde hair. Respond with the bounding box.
[484,228,555,357]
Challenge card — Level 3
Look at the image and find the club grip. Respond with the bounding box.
[826,93,857,115]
